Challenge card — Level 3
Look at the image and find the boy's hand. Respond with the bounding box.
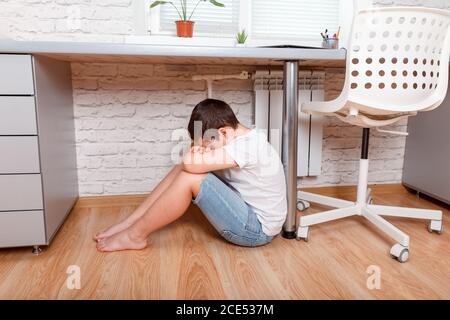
[182,145,237,173]
[191,145,205,154]
[190,146,213,154]
[184,146,207,165]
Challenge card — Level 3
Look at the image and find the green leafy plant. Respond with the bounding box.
[236,29,247,44]
[150,0,225,22]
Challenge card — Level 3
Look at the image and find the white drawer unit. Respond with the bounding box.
[0,54,79,252]
[0,136,40,173]
[0,96,37,135]
[0,211,46,247]
[0,54,35,95]
[0,174,44,211]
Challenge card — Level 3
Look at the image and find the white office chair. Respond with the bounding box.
[297,6,450,263]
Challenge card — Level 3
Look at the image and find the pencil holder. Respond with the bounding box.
[322,38,339,49]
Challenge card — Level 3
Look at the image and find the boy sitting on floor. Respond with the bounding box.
[95,98,287,251]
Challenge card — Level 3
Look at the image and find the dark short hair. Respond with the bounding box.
[187,99,239,140]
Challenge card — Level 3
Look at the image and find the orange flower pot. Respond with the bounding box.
[175,20,194,37]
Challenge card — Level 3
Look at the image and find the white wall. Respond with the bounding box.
[0,0,446,195]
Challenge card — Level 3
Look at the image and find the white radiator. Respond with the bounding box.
[254,70,324,177]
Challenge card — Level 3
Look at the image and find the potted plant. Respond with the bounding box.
[235,29,247,47]
[150,0,225,38]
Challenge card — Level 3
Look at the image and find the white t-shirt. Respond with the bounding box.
[216,128,287,236]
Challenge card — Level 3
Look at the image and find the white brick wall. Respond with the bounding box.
[0,0,139,42]
[1,0,446,195]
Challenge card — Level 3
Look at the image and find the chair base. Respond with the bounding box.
[297,166,443,263]
[297,128,443,262]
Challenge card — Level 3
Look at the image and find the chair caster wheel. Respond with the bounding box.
[296,226,310,242]
[428,220,443,234]
[390,244,409,263]
[297,200,310,212]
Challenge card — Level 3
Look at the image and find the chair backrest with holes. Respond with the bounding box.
[345,7,450,112]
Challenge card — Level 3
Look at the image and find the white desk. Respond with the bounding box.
[0,39,346,240]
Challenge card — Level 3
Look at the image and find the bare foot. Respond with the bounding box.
[94,221,132,242]
[96,229,147,252]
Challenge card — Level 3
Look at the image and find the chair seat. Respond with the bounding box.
[299,7,449,128]
[333,109,416,127]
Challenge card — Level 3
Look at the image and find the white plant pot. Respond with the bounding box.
[235,43,246,47]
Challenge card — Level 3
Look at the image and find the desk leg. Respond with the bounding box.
[281,61,298,239]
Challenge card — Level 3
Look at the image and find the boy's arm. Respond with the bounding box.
[182,146,238,174]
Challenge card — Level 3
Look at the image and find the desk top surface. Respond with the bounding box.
[0,39,346,66]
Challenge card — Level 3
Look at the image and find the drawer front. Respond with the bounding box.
[0,210,46,247]
[0,174,43,211]
[0,54,34,95]
[0,136,40,173]
[0,96,37,135]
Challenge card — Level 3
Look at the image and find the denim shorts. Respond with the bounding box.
[192,172,275,247]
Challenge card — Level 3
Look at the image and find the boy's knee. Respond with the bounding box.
[178,171,207,195]
[180,171,207,184]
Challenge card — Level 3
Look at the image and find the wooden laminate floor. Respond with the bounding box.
[0,184,449,299]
